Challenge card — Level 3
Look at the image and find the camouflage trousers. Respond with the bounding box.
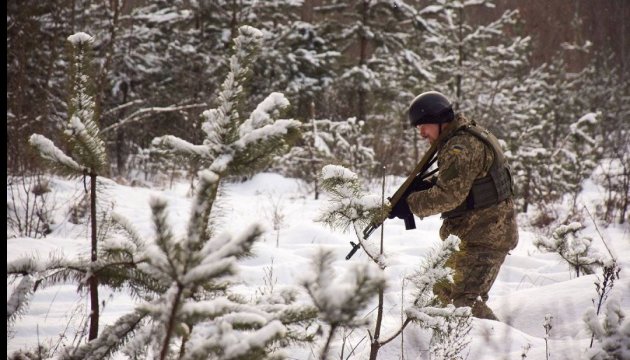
[434,247,507,320]
[433,199,518,320]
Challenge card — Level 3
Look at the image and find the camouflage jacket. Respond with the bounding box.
[407,114,518,251]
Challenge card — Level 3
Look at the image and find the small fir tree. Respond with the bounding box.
[583,290,629,360]
[534,222,604,276]
[27,32,107,340]
[56,25,314,360]
[151,26,300,179]
[300,248,386,360]
[317,164,470,359]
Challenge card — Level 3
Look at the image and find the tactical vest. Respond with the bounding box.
[442,124,513,219]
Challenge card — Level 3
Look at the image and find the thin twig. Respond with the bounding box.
[101,103,207,134]
[583,205,616,260]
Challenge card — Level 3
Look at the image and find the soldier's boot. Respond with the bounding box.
[453,295,499,321]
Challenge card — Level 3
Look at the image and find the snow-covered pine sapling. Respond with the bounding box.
[300,248,386,360]
[543,314,553,360]
[585,260,622,349]
[317,164,469,358]
[583,290,629,360]
[385,236,471,359]
[152,25,300,181]
[63,171,316,360]
[61,26,313,360]
[27,32,107,341]
[317,164,386,265]
[317,163,392,360]
[430,308,473,360]
[534,222,604,277]
[264,193,286,248]
[274,117,376,199]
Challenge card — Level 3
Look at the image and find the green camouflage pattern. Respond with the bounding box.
[407,114,519,320]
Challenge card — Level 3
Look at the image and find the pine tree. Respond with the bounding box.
[253,17,339,122]
[300,248,386,359]
[274,116,377,198]
[579,52,630,224]
[152,25,300,179]
[27,32,107,340]
[533,222,604,276]
[417,0,530,131]
[103,1,204,176]
[317,164,470,359]
[56,26,314,360]
[7,1,75,174]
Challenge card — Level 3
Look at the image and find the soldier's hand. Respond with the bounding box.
[409,178,435,193]
[388,198,412,219]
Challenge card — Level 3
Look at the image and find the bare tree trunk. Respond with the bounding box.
[161,285,184,360]
[115,82,129,176]
[369,168,387,360]
[456,7,464,107]
[88,172,99,340]
[358,0,369,122]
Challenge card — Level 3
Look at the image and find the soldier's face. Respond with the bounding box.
[417,123,441,144]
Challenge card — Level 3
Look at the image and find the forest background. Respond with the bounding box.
[7,1,629,223]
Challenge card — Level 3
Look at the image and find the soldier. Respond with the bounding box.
[391,91,518,320]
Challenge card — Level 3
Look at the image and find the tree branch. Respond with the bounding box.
[101,103,207,135]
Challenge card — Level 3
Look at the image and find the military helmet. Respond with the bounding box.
[408,91,454,127]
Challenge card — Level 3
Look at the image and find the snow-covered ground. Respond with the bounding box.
[7,173,630,359]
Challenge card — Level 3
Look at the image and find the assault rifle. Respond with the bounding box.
[345,141,440,260]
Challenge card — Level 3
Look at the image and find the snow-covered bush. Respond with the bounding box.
[7,174,54,238]
[583,290,630,360]
[301,248,386,359]
[534,222,604,276]
[274,117,375,199]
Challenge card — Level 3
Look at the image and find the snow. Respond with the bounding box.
[67,32,93,45]
[321,165,358,181]
[239,92,290,136]
[28,134,83,172]
[6,172,630,359]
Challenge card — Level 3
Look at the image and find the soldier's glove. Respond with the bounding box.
[387,178,434,220]
[388,198,412,219]
[409,178,435,193]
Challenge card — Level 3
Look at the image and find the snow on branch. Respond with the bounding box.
[317,164,385,234]
[408,235,461,308]
[185,169,220,248]
[67,32,94,45]
[101,103,207,135]
[7,275,34,325]
[66,115,108,172]
[301,248,386,328]
[60,311,147,360]
[151,135,210,158]
[29,134,84,174]
[239,92,291,137]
